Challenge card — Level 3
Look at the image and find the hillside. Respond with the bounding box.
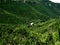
[0,0,60,45]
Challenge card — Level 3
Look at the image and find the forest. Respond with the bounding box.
[0,0,60,45]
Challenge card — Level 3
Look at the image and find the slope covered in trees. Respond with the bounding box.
[0,0,60,45]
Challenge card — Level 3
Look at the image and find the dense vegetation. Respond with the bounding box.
[0,0,60,45]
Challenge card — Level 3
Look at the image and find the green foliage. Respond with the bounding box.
[0,0,60,45]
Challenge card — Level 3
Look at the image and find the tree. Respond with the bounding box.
[0,0,5,3]
[42,0,49,1]
[24,0,26,3]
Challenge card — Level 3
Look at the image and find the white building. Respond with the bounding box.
[49,3,52,6]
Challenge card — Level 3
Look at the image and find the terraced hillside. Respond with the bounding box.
[0,0,60,45]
